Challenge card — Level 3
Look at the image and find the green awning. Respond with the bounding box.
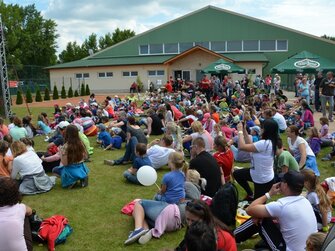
[271,51,335,74]
[202,58,245,74]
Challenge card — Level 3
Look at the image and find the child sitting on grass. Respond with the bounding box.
[97,124,122,150]
[301,169,332,232]
[0,140,12,177]
[154,151,187,204]
[123,143,151,185]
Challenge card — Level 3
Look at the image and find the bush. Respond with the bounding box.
[16,90,23,104]
[68,86,73,98]
[26,88,33,103]
[53,85,59,100]
[61,85,66,99]
[85,84,90,96]
[35,86,43,102]
[74,90,79,97]
[80,83,85,96]
[44,87,50,101]
[136,76,143,92]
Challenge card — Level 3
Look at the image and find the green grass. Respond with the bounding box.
[10,106,335,251]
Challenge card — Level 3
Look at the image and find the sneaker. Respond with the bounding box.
[138,229,152,245]
[124,228,148,245]
[80,177,88,187]
[104,160,115,166]
[322,154,332,161]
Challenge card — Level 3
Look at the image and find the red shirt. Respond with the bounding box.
[216,227,237,251]
[213,149,234,182]
[171,105,183,120]
[165,83,173,93]
[221,126,233,140]
[211,113,220,123]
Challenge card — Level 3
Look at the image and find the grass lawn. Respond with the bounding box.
[9,106,335,251]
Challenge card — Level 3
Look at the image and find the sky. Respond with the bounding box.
[3,0,335,55]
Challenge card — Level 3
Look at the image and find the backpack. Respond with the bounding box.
[210,182,238,227]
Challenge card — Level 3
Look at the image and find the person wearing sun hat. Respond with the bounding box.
[249,126,260,142]
[234,170,317,251]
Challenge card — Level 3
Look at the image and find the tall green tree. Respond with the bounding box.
[44,87,50,101]
[321,35,335,41]
[26,88,33,103]
[58,29,135,63]
[0,2,58,79]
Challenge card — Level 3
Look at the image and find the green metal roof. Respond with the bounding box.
[46,55,174,69]
[222,53,268,62]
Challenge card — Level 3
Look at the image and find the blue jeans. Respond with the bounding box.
[321,95,334,120]
[139,200,169,227]
[123,170,140,184]
[115,136,138,164]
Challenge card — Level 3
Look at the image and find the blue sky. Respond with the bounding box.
[3,0,335,54]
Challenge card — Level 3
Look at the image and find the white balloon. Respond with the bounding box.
[137,165,157,186]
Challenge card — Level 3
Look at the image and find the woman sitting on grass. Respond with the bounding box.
[0,140,12,177]
[10,141,55,194]
[175,199,237,251]
[154,151,186,204]
[0,177,33,251]
[53,125,89,188]
[36,114,52,135]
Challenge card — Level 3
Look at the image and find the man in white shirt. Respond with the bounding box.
[234,170,317,251]
[271,107,287,133]
[147,135,175,169]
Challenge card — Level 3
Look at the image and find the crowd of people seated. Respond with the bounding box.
[1,72,335,250]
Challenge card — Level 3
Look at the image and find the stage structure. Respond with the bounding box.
[0,15,12,118]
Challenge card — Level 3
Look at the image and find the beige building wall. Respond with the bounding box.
[166,50,221,82]
[231,62,263,81]
[49,64,169,93]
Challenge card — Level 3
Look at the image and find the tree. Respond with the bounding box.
[35,86,43,102]
[53,85,59,100]
[0,3,58,80]
[85,84,90,96]
[61,85,66,99]
[111,28,135,45]
[26,88,33,103]
[68,85,73,98]
[44,87,50,101]
[58,29,135,63]
[80,83,86,96]
[16,90,23,105]
[74,90,79,97]
[136,76,143,93]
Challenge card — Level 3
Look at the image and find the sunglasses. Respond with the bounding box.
[186,201,205,211]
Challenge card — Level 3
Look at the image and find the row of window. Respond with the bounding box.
[139,40,288,55]
[75,70,166,79]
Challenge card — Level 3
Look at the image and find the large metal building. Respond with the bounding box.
[47,5,335,92]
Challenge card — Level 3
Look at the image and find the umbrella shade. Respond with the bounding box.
[271,51,335,74]
[202,59,245,74]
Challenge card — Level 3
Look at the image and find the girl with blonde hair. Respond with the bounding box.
[301,169,332,232]
[154,152,187,204]
[182,121,213,153]
[165,122,183,152]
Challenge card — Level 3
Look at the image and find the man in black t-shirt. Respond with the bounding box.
[320,71,335,121]
[189,137,222,197]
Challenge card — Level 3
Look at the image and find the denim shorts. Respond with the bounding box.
[139,199,169,223]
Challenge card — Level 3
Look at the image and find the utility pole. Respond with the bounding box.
[0,15,12,118]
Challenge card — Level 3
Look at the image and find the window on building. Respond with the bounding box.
[123,71,137,77]
[139,45,149,54]
[131,71,138,76]
[150,44,163,54]
[83,73,89,78]
[98,72,106,78]
[106,72,113,77]
[277,40,288,51]
[260,40,276,51]
[75,73,83,79]
[148,70,165,76]
[179,42,193,52]
[211,41,226,52]
[247,69,256,74]
[122,72,130,77]
[243,40,259,51]
[148,70,156,76]
[227,41,242,51]
[164,43,178,54]
[195,41,209,49]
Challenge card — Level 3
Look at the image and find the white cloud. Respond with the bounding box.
[6,0,335,54]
